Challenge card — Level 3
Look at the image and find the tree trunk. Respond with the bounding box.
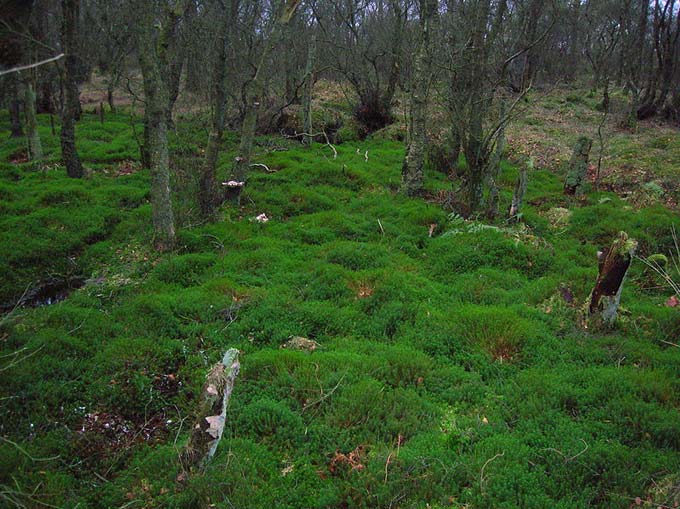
[301,34,316,146]
[200,5,231,219]
[587,232,637,327]
[564,136,592,195]
[24,81,43,160]
[60,0,84,178]
[231,0,302,187]
[180,349,240,473]
[9,78,23,138]
[401,0,437,196]
[137,1,176,251]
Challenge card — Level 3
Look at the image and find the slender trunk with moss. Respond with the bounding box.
[301,34,316,146]
[401,0,437,196]
[200,6,231,219]
[231,0,302,186]
[24,81,43,160]
[137,1,176,251]
[60,0,84,178]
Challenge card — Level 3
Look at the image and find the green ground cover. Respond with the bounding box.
[1,107,679,508]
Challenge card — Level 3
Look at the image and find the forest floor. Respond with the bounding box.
[1,86,680,508]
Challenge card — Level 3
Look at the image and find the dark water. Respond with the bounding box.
[1,277,85,312]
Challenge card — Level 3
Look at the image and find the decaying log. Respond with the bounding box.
[564,136,592,195]
[587,231,637,327]
[180,349,240,473]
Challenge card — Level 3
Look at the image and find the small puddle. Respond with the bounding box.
[1,277,85,312]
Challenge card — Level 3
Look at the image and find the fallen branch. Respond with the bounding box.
[285,130,337,159]
[0,53,64,77]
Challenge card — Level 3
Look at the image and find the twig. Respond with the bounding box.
[480,451,504,494]
[302,373,346,412]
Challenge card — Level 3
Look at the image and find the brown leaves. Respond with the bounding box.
[328,446,366,476]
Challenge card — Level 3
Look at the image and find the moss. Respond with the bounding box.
[1,105,680,509]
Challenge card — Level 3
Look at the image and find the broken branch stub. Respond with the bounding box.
[180,349,240,473]
[587,232,637,327]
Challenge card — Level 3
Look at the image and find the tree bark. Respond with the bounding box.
[24,81,43,160]
[587,232,637,327]
[180,349,240,472]
[564,136,592,195]
[60,0,84,178]
[137,1,177,251]
[401,0,437,196]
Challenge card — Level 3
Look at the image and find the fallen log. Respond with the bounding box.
[180,349,240,473]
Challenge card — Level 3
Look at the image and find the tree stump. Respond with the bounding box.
[587,232,637,327]
[180,349,240,474]
[564,136,592,195]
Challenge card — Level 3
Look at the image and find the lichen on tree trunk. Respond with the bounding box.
[587,231,637,327]
[180,349,240,473]
[564,136,592,195]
